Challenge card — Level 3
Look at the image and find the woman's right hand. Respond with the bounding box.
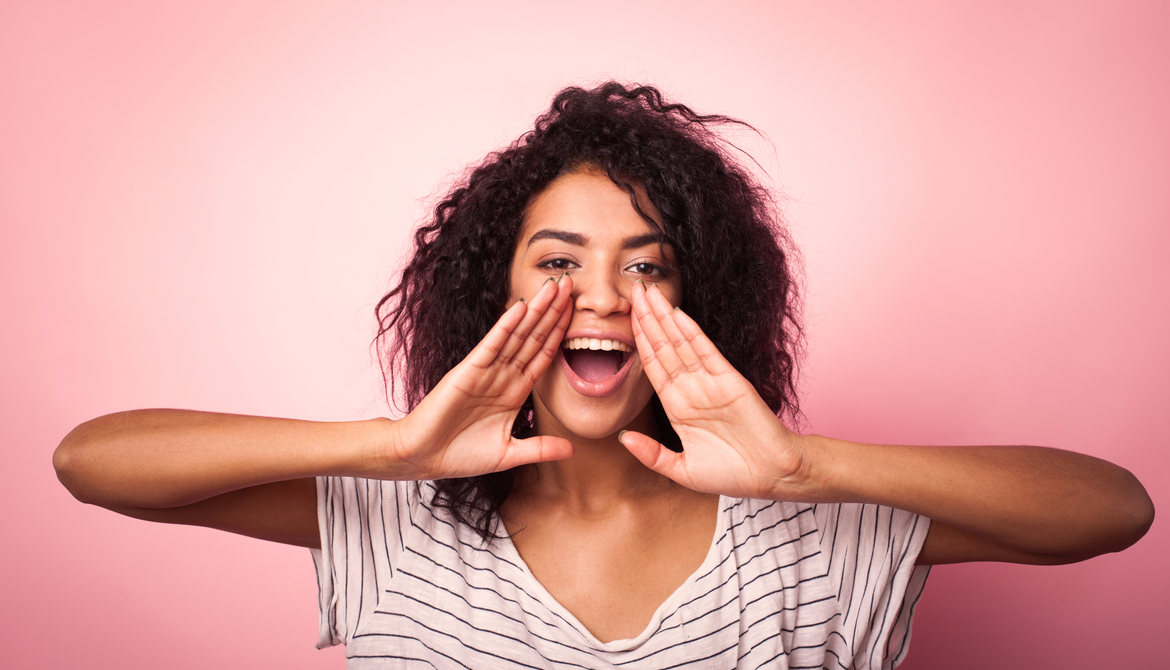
[384,275,575,481]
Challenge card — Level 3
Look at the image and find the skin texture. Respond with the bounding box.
[54,169,1154,644]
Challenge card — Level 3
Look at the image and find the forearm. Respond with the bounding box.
[54,409,391,509]
[787,435,1154,559]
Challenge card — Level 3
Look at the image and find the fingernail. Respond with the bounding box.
[518,297,526,304]
[556,272,568,283]
[617,430,628,444]
[673,306,679,312]
[636,278,646,289]
[543,276,555,286]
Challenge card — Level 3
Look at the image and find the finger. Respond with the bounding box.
[631,281,686,386]
[617,430,691,486]
[465,299,528,370]
[643,284,703,372]
[631,285,670,390]
[672,307,736,376]
[496,435,575,470]
[522,291,573,380]
[497,277,560,361]
[512,275,573,370]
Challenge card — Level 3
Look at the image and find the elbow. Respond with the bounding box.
[1047,467,1155,563]
[1079,467,1155,559]
[1111,470,1155,553]
[53,420,105,506]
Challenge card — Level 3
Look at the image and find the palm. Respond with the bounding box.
[624,282,802,500]
[387,278,575,480]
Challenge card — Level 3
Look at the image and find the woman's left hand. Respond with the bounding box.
[619,281,807,500]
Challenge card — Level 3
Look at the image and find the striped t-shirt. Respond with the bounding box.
[313,478,930,669]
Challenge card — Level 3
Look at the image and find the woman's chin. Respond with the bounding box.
[531,388,657,445]
[540,412,629,443]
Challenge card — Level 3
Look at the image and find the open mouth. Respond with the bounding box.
[562,337,634,383]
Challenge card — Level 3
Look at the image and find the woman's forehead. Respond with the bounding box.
[518,170,663,244]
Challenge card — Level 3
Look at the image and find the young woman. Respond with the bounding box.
[54,83,1153,669]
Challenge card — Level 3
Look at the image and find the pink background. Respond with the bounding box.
[3,1,1167,667]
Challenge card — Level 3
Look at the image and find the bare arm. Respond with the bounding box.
[53,410,391,548]
[790,438,1154,564]
[54,410,386,509]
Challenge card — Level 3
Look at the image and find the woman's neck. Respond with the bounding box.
[516,404,674,512]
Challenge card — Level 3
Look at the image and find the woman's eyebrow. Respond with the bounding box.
[622,233,667,250]
[524,229,668,250]
[526,229,587,247]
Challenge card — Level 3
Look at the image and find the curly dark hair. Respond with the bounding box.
[375,81,802,540]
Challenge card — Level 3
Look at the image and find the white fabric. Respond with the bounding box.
[312,477,930,669]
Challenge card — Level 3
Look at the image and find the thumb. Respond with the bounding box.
[497,435,574,471]
[618,430,685,481]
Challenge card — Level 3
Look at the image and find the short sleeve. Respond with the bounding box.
[813,503,931,670]
[311,477,410,649]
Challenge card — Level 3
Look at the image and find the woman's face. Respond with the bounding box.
[509,168,682,442]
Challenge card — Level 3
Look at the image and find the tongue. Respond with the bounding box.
[565,349,623,382]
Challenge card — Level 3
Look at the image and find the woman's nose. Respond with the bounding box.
[571,271,629,317]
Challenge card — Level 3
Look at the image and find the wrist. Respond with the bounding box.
[357,416,406,479]
[769,433,834,502]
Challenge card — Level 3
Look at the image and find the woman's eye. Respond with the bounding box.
[540,258,575,271]
[629,262,664,276]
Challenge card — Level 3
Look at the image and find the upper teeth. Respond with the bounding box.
[563,337,633,353]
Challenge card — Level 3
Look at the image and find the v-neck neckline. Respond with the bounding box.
[494,494,729,652]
